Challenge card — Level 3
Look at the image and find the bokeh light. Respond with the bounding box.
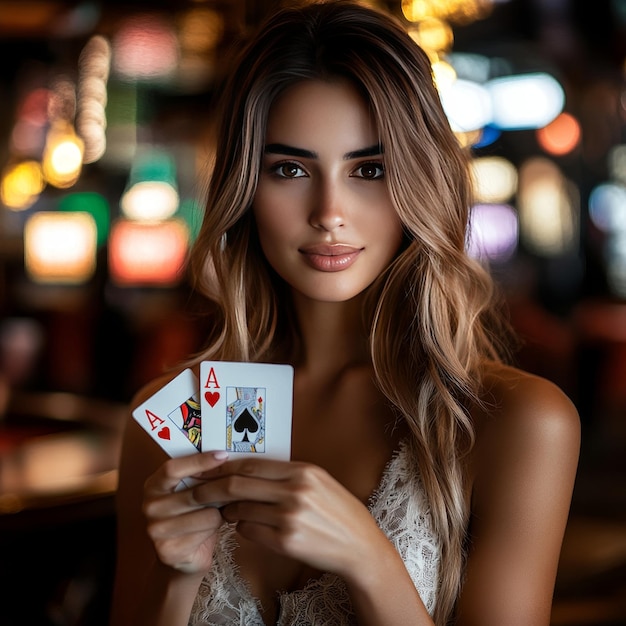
[120,150,179,221]
[608,144,626,185]
[536,112,581,156]
[24,211,97,284]
[518,157,577,256]
[112,14,179,81]
[58,192,111,247]
[588,183,626,233]
[439,78,492,132]
[467,203,519,262]
[470,156,518,203]
[402,0,493,24]
[0,161,45,210]
[408,17,454,53]
[108,219,189,286]
[487,73,565,130]
[77,34,111,163]
[42,125,84,189]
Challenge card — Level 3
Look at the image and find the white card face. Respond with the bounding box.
[132,368,202,458]
[200,361,294,460]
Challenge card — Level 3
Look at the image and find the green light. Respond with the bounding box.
[177,198,203,242]
[58,192,110,247]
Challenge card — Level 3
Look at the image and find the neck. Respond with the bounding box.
[291,292,370,379]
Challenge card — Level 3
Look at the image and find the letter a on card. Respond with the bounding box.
[132,369,202,458]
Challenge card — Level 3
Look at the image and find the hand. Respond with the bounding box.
[142,451,230,575]
[193,458,387,580]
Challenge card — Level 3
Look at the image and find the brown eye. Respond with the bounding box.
[273,162,306,178]
[354,162,384,180]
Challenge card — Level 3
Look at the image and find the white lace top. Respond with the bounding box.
[189,440,441,625]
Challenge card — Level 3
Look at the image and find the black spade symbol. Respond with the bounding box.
[234,408,259,442]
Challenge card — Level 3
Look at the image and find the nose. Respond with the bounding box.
[309,180,346,231]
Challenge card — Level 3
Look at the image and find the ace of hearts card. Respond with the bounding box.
[200,361,294,460]
[132,368,202,458]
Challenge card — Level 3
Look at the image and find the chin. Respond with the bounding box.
[291,284,371,304]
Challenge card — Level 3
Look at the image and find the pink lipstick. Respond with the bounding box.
[299,244,362,272]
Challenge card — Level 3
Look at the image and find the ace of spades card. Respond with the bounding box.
[200,361,293,460]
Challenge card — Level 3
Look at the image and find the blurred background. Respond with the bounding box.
[0,0,624,624]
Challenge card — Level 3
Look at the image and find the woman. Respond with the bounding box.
[110,2,580,625]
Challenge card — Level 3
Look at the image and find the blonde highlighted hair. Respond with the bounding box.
[188,2,511,622]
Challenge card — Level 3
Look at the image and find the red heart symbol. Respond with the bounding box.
[158,426,171,440]
[205,391,220,407]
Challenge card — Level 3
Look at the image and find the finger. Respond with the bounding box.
[221,500,286,526]
[193,462,329,508]
[192,473,293,507]
[206,457,308,481]
[144,481,208,518]
[145,450,230,495]
[147,505,223,542]
[232,516,315,561]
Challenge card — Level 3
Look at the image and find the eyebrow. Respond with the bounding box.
[264,143,383,160]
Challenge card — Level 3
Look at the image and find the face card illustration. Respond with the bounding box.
[132,368,201,458]
[168,397,202,451]
[200,361,293,460]
[226,386,265,453]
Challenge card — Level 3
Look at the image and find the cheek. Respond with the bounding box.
[252,202,291,263]
[253,186,302,240]
[376,208,404,252]
[253,206,280,246]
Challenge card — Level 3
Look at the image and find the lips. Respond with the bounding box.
[299,243,363,272]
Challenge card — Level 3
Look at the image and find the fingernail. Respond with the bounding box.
[212,450,229,460]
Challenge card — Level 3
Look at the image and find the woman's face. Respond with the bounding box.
[252,79,404,304]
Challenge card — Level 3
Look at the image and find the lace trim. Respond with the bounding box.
[189,440,440,625]
[190,526,265,626]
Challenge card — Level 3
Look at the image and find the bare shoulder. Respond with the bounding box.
[470,362,581,489]
[475,362,580,445]
[457,363,581,623]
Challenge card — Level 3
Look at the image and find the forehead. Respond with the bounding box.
[265,79,378,147]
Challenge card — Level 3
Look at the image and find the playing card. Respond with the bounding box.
[132,368,202,459]
[200,361,294,460]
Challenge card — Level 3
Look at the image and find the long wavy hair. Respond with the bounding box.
[187,2,511,623]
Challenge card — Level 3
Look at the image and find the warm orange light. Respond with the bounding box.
[24,211,97,283]
[518,157,577,256]
[42,123,84,188]
[402,0,493,24]
[108,219,189,286]
[402,0,434,22]
[471,156,518,203]
[536,112,581,156]
[1,161,45,210]
[178,7,223,53]
[408,17,454,53]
